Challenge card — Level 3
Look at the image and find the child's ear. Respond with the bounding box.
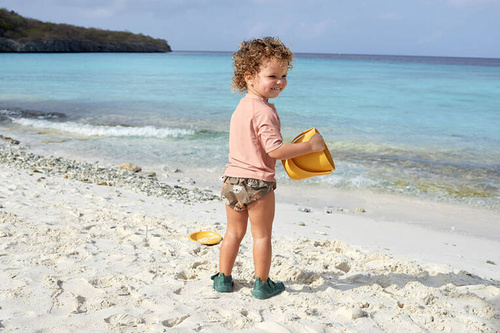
[244,72,254,85]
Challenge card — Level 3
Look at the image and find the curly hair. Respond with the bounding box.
[231,36,294,93]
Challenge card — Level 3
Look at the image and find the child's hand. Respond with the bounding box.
[308,133,325,153]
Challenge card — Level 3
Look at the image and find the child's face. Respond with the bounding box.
[245,58,288,101]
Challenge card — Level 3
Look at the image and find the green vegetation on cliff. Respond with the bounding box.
[0,8,171,52]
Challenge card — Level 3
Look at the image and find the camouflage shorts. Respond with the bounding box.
[221,176,276,212]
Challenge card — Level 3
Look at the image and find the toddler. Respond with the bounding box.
[212,37,325,299]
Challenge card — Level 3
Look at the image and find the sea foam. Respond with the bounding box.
[11,118,194,138]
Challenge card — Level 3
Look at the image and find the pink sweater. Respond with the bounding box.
[224,94,283,182]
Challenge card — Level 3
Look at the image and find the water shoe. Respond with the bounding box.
[251,277,285,299]
[211,273,234,292]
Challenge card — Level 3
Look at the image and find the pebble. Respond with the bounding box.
[119,163,142,173]
[163,166,180,173]
[298,207,311,213]
[325,206,342,213]
[335,261,351,273]
[0,145,219,204]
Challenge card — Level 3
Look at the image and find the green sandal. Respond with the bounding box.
[252,277,285,299]
[211,273,234,292]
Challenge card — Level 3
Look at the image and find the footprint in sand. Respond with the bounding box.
[162,314,190,327]
[105,313,145,327]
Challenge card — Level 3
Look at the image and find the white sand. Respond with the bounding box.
[1,162,499,332]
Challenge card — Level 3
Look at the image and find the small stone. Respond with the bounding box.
[325,206,343,213]
[294,221,306,226]
[119,163,142,172]
[298,207,311,213]
[335,261,351,273]
[355,208,366,213]
[163,166,180,173]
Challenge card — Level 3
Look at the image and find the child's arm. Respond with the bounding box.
[268,133,325,160]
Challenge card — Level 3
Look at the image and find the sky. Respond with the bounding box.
[2,0,500,58]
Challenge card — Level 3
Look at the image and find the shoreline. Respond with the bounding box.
[1,141,500,331]
[1,112,499,213]
[2,137,499,240]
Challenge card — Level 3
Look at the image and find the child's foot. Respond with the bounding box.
[211,273,234,292]
[251,277,285,299]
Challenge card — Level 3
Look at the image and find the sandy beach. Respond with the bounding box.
[1,141,499,332]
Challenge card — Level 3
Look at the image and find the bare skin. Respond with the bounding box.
[268,134,325,160]
[219,191,276,281]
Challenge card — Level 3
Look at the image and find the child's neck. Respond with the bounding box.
[247,92,269,102]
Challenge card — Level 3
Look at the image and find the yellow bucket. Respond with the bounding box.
[188,231,222,245]
[282,128,335,180]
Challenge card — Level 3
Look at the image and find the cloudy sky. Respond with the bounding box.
[3,0,500,58]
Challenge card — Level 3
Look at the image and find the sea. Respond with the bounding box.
[1,51,499,210]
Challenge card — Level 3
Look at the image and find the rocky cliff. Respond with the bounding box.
[0,8,171,53]
[0,37,171,52]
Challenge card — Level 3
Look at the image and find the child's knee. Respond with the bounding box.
[226,229,247,242]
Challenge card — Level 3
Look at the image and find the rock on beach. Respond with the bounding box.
[0,144,219,204]
[119,162,142,173]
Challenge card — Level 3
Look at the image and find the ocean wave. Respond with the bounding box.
[10,118,195,138]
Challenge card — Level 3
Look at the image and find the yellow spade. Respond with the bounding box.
[282,128,335,180]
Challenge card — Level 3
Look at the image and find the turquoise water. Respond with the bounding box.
[1,52,499,208]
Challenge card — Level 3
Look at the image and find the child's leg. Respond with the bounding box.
[219,205,248,276]
[247,190,275,281]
